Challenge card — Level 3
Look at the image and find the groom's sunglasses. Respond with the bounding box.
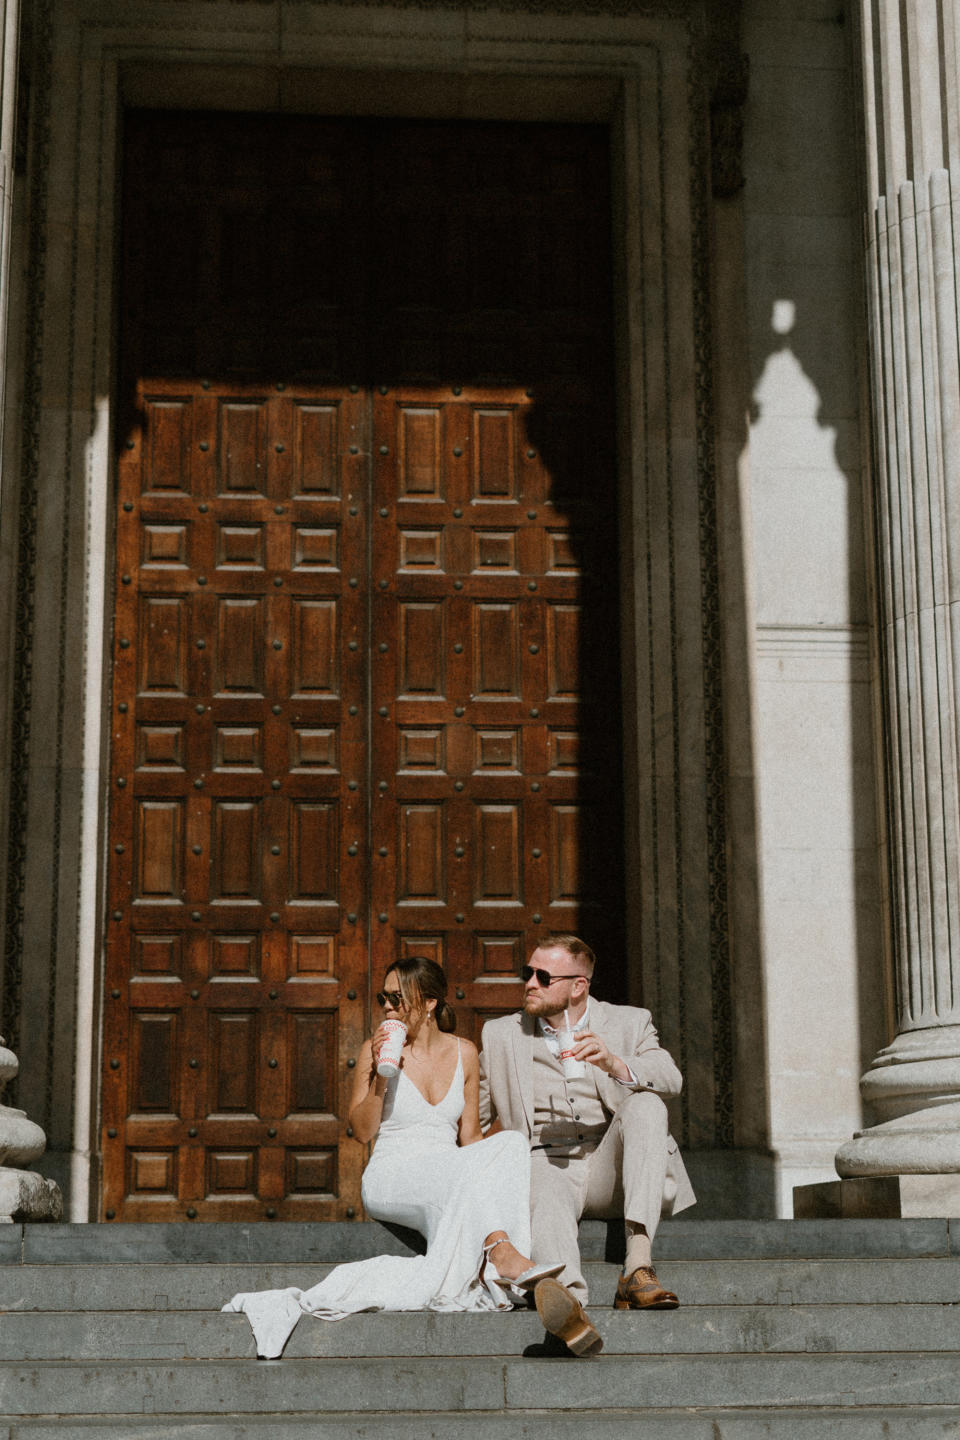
[375,989,404,1010]
[521,965,588,988]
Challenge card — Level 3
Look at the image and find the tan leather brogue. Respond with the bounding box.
[534,1277,604,1356]
[614,1265,679,1310]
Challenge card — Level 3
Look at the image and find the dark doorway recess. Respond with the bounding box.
[103,110,624,1221]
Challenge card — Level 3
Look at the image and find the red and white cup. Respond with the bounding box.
[557,1028,586,1081]
[376,1019,407,1077]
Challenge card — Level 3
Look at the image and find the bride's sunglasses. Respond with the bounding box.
[376,989,404,1010]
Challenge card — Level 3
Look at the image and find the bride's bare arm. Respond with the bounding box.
[458,1042,482,1146]
[348,1034,390,1143]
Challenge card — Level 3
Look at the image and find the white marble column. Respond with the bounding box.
[837,0,960,1176]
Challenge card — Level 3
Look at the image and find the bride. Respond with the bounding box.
[224,956,562,1357]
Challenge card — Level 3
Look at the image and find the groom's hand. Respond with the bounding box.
[572,1031,631,1083]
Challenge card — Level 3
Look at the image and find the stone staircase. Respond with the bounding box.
[1,1219,959,1435]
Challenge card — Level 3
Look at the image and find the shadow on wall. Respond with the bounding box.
[747,286,888,1156]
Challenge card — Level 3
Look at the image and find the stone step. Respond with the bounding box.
[1,1302,959,1360]
[5,1414,960,1440]
[4,1218,958,1266]
[2,1256,958,1310]
[3,1222,956,1434]
[2,1353,960,1416]
[6,1412,960,1440]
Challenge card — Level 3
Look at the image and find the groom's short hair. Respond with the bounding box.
[538,933,596,977]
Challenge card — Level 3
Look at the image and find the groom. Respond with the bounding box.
[478,934,695,1354]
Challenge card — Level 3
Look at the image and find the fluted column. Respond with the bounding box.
[837,0,960,1175]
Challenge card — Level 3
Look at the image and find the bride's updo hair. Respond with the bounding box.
[390,956,457,1033]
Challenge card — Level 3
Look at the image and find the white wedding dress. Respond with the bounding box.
[223,1044,533,1357]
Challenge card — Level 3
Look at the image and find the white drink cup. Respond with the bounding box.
[376,1019,407,1077]
[557,1028,586,1081]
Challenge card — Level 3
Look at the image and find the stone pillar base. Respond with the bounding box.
[836,1098,960,1175]
[794,1173,960,1219]
[0,1169,63,1222]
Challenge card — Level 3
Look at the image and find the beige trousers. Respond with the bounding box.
[528,1089,669,1300]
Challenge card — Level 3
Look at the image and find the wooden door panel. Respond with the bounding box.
[104,378,369,1220]
[368,382,620,1039]
[105,112,621,1220]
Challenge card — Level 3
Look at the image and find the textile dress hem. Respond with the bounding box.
[223,1050,532,1357]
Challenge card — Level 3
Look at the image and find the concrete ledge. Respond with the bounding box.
[3,1301,960,1361]
[10,1217,960,1264]
[5,1353,960,1415]
[4,1413,960,1440]
[681,1149,779,1219]
[3,1256,960,1311]
[6,1413,960,1440]
[19,1220,425,1265]
[653,1218,955,1259]
[0,1228,21,1262]
[794,1174,960,1220]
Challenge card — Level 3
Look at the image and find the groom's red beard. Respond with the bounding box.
[522,990,559,1017]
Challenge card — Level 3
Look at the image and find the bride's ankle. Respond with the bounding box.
[500,1251,534,1280]
[483,1235,529,1281]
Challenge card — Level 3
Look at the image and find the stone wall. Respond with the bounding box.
[0,0,753,1217]
[740,0,887,1212]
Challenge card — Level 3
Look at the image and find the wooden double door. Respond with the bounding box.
[101,113,623,1221]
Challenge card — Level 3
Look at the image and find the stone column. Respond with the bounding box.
[0,1038,61,1220]
[836,0,960,1179]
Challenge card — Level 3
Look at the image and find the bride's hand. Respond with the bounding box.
[371,1023,400,1069]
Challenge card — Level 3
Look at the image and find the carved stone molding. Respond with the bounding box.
[709,53,748,199]
[688,16,734,1145]
[162,0,692,10]
[2,0,52,1101]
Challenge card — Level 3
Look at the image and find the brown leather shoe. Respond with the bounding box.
[614,1265,679,1310]
[534,1277,603,1356]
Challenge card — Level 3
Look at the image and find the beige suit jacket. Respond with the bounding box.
[478,1001,696,1217]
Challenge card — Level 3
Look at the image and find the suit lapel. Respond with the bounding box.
[589,1001,624,1111]
[510,1013,535,1135]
